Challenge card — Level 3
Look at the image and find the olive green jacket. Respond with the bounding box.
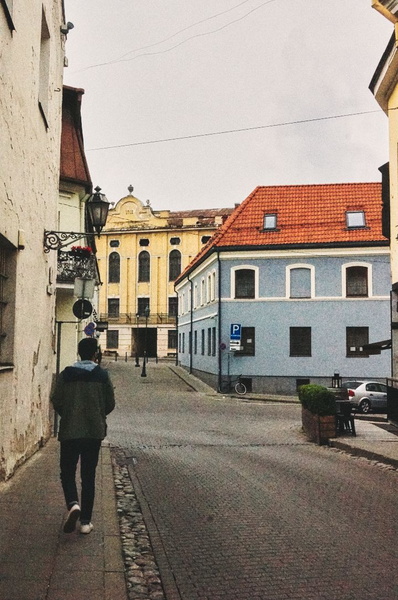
[51,362,115,441]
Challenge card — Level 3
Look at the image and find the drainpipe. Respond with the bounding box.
[188,274,193,374]
[217,251,222,392]
[175,310,178,366]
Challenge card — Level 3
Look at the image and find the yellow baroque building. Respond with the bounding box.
[96,188,233,359]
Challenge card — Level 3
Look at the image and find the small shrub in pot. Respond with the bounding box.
[298,384,336,416]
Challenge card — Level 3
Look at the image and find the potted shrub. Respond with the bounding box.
[299,384,336,445]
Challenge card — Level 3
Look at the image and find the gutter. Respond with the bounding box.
[188,273,193,374]
[217,251,222,393]
[176,239,390,286]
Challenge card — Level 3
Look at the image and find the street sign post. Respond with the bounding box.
[230,323,242,351]
[230,323,242,340]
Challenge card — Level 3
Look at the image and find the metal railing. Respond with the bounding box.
[99,312,177,325]
[57,251,98,283]
[386,377,398,426]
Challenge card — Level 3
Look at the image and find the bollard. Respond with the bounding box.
[125,352,128,362]
[135,353,140,367]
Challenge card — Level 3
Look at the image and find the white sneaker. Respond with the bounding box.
[63,504,81,533]
[80,522,94,534]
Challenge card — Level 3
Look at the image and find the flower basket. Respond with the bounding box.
[69,245,93,259]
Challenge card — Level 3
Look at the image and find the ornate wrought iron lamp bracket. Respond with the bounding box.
[43,231,92,253]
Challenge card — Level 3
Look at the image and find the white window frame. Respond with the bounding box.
[200,278,205,306]
[211,271,216,302]
[263,213,277,230]
[342,262,372,298]
[230,266,259,299]
[346,211,366,228]
[286,264,315,299]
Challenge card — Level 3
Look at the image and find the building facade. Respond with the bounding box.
[96,190,233,359]
[370,1,398,379]
[0,1,65,479]
[55,86,99,374]
[175,183,391,394]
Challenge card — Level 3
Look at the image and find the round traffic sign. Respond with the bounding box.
[73,299,93,319]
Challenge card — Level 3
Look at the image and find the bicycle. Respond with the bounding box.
[222,375,247,395]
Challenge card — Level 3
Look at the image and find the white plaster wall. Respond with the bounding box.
[0,0,65,479]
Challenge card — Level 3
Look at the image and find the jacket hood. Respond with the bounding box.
[72,360,98,371]
[62,364,108,384]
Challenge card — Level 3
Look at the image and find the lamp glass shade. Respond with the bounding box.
[87,189,109,235]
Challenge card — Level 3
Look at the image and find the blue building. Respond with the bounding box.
[175,183,391,394]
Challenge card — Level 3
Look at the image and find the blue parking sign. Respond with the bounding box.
[230,323,241,340]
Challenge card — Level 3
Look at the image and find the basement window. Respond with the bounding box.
[0,236,16,366]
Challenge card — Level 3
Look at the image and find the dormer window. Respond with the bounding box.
[264,213,277,230]
[346,211,366,229]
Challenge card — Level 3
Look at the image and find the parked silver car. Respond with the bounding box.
[341,380,387,413]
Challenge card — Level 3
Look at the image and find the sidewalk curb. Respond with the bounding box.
[168,364,300,403]
[328,438,398,469]
[101,443,129,600]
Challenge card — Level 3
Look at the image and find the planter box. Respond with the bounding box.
[302,407,336,445]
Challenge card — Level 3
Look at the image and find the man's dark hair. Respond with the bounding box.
[78,338,98,361]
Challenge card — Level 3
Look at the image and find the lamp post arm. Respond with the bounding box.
[43,230,94,253]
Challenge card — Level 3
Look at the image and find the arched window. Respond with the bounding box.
[235,269,255,299]
[346,266,368,297]
[138,251,150,282]
[108,252,120,283]
[169,250,181,281]
[290,267,311,298]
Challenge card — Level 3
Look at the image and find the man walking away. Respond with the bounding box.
[51,337,115,534]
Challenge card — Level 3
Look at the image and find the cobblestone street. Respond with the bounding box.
[107,361,398,600]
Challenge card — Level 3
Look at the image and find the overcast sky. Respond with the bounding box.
[63,0,393,211]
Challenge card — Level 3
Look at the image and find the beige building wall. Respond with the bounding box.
[55,183,93,372]
[0,1,65,479]
[96,192,232,358]
[370,8,398,376]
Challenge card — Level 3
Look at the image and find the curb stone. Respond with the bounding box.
[111,447,166,600]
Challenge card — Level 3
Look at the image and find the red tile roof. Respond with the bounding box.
[60,86,91,188]
[176,182,388,283]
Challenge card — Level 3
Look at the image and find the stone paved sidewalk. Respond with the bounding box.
[0,438,127,600]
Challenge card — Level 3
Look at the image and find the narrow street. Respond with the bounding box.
[107,360,398,600]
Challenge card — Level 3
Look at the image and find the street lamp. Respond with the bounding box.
[43,186,110,252]
[141,305,150,378]
[135,313,140,367]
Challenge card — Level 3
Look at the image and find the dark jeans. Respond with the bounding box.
[60,438,102,523]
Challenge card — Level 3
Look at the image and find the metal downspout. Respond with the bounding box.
[217,251,222,392]
[188,274,193,374]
